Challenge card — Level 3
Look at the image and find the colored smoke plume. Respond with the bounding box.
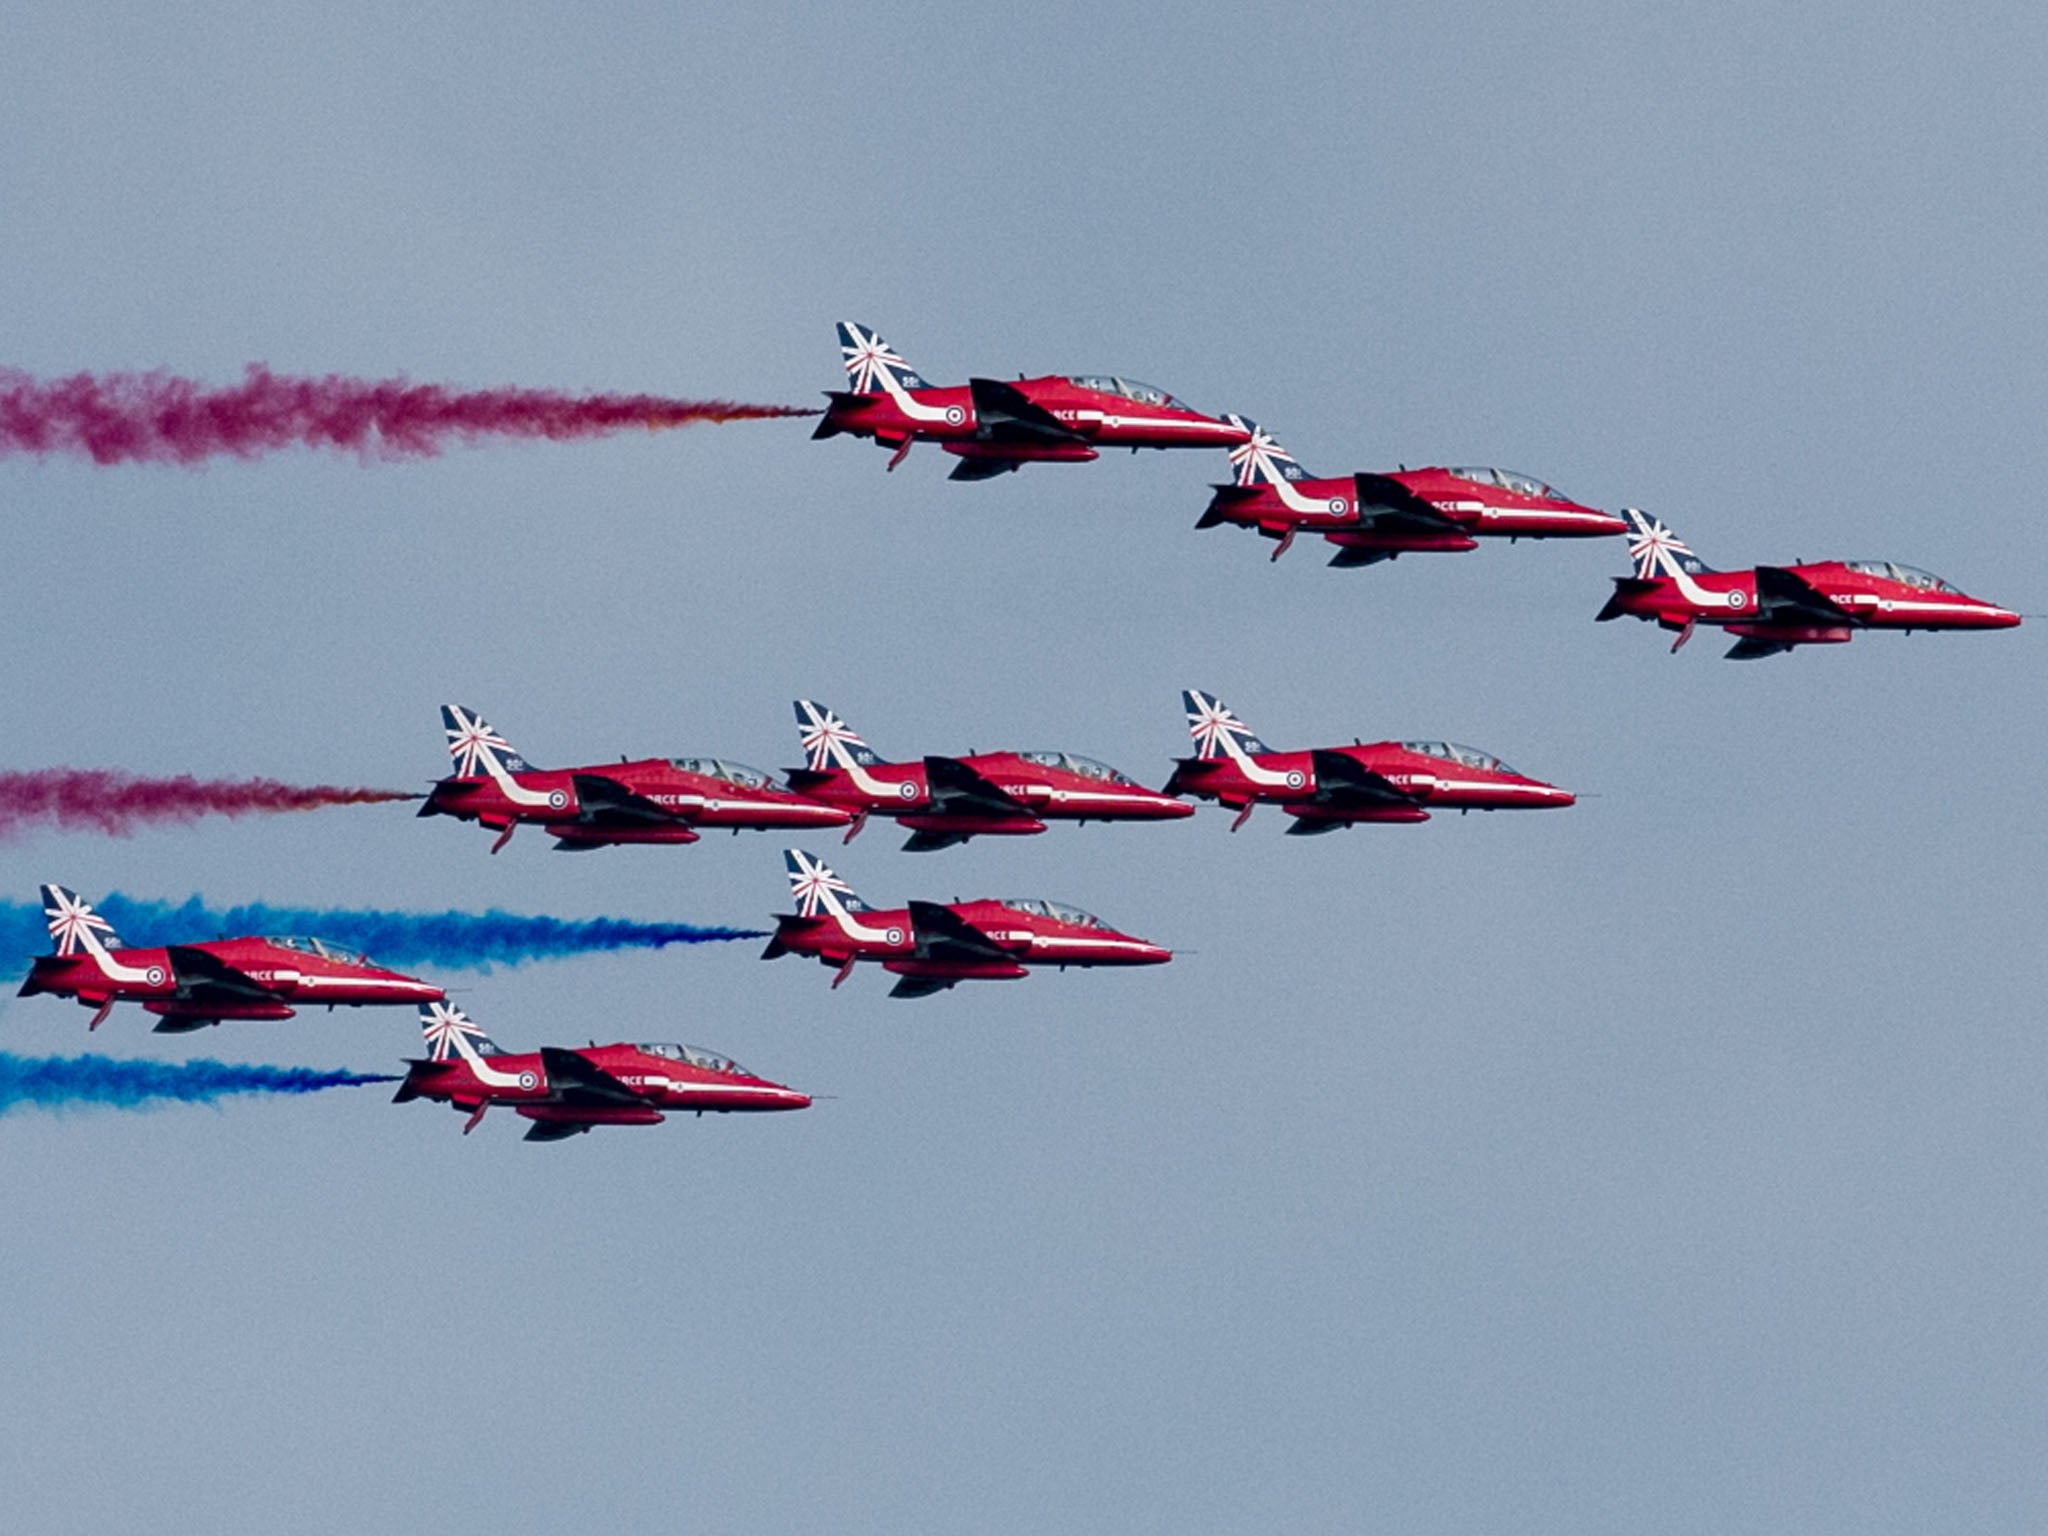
[0,1052,396,1116]
[0,365,818,465]
[0,769,417,841]
[0,895,764,971]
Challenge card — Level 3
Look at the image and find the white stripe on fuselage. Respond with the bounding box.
[877,372,957,424]
[1217,735,1298,789]
[70,927,160,986]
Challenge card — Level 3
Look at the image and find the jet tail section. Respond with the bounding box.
[794,700,890,773]
[783,848,873,922]
[417,1001,505,1062]
[1182,689,1273,760]
[38,884,124,958]
[1223,417,1310,486]
[1620,508,1718,579]
[836,322,933,394]
[441,705,535,777]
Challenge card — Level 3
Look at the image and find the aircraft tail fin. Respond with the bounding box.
[836,322,933,395]
[417,1001,505,1062]
[1621,508,1717,579]
[40,884,123,957]
[1223,417,1311,486]
[441,704,535,777]
[1182,689,1273,760]
[784,848,873,921]
[794,699,889,772]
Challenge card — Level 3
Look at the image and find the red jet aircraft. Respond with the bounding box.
[1598,509,2022,659]
[784,699,1193,851]
[811,321,1252,480]
[762,850,1171,999]
[1198,419,1626,564]
[392,1002,811,1141]
[1163,691,1575,833]
[17,884,444,1031]
[419,705,852,852]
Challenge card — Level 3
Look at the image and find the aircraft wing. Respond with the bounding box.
[163,945,285,1006]
[568,773,689,828]
[1754,566,1861,626]
[905,900,1016,967]
[923,756,1034,820]
[1307,750,1420,810]
[966,378,1088,446]
[1351,474,1462,532]
[537,1047,652,1108]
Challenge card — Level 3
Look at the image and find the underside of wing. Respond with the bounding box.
[901,828,976,853]
[1307,750,1420,811]
[967,377,1088,445]
[569,773,689,828]
[923,756,1034,821]
[1754,566,1859,626]
[164,945,283,1006]
[905,900,1016,967]
[946,456,1025,481]
[1351,474,1462,532]
[537,1047,651,1109]
[1724,636,1800,661]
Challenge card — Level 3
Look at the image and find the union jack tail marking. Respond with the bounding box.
[794,699,886,770]
[783,848,872,918]
[1224,417,1309,486]
[1621,508,1717,579]
[836,322,932,396]
[441,704,534,778]
[40,884,122,956]
[1182,690,1273,760]
[418,1001,504,1062]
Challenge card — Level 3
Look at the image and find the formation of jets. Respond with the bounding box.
[15,321,2020,1140]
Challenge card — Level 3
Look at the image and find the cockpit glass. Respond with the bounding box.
[1888,562,1957,593]
[1399,741,1513,774]
[269,936,370,966]
[1449,467,1557,498]
[1067,375,1186,410]
[639,1042,745,1075]
[1002,898,1103,928]
[1016,751,1134,785]
[670,757,779,789]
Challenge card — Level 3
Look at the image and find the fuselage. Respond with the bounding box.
[769,898,1171,978]
[400,1042,811,1125]
[789,750,1194,836]
[1204,465,1625,555]
[1603,559,2020,638]
[1166,740,1574,823]
[19,935,443,1024]
[821,374,1250,461]
[422,757,851,846]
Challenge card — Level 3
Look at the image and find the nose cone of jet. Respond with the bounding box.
[1120,938,1174,966]
[1983,604,2022,629]
[395,977,448,1002]
[1580,505,1632,537]
[1528,782,1576,808]
[773,1088,812,1111]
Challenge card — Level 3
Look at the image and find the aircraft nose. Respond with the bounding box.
[781,1090,812,1110]
[1130,940,1173,965]
[1536,784,1576,808]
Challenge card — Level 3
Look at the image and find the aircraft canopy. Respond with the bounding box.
[998,898,1105,928]
[638,1042,746,1076]
[1842,560,1960,592]
[1015,750,1137,785]
[1066,376,1188,409]
[1400,741,1517,775]
[669,758,781,789]
[267,935,372,966]
[1447,466,1561,499]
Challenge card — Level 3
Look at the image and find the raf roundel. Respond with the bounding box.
[897,781,918,800]
[886,927,906,945]
[145,966,165,985]
[548,789,568,808]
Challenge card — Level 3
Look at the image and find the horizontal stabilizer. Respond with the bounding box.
[1596,577,1659,622]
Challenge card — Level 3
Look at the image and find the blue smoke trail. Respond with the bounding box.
[0,1052,396,1116]
[0,896,765,973]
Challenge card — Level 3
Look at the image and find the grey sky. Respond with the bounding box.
[2,3,2045,1531]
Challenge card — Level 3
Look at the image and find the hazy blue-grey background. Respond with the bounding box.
[2,3,2044,1531]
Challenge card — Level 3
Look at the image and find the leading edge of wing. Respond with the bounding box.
[966,377,1088,444]
[904,900,1014,967]
[537,1047,649,1108]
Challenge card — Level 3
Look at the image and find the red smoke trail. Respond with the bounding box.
[0,365,818,465]
[0,770,418,840]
